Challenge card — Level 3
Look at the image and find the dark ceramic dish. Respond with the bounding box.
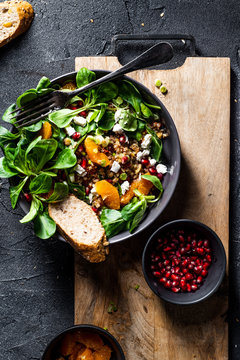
[41,324,125,360]
[142,219,226,305]
[18,70,181,244]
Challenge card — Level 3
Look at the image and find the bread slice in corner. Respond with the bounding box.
[49,195,108,263]
[0,1,34,48]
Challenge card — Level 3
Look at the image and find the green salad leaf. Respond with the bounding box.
[0,157,19,178]
[29,174,52,194]
[118,80,142,115]
[10,176,29,209]
[146,126,163,161]
[2,103,17,123]
[20,195,42,224]
[100,209,126,238]
[46,182,69,202]
[34,211,56,239]
[76,67,96,88]
[46,148,77,170]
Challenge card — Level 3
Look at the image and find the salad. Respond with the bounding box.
[0,68,169,240]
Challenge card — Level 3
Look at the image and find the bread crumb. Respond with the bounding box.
[90,18,94,23]
[160,12,164,17]
[141,22,144,26]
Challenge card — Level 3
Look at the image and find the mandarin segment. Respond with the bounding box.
[84,137,110,167]
[74,332,104,351]
[75,348,94,360]
[95,180,120,210]
[93,345,112,360]
[39,121,52,139]
[120,173,153,206]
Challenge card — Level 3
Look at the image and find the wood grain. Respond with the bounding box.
[74,56,230,360]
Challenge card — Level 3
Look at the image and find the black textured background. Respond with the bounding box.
[0,1,239,359]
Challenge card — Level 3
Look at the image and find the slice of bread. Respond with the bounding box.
[0,1,34,48]
[49,195,108,263]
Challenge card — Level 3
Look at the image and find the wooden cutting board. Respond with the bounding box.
[74,56,230,360]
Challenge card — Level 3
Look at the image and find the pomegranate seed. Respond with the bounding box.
[141,158,149,166]
[69,105,77,110]
[171,287,180,293]
[198,240,203,247]
[78,101,83,107]
[181,259,188,268]
[159,277,167,284]
[79,111,87,117]
[81,158,87,168]
[149,167,157,175]
[197,247,205,256]
[92,207,98,213]
[185,244,191,252]
[206,255,212,262]
[197,276,203,283]
[175,267,181,274]
[165,266,171,271]
[121,156,129,164]
[182,268,188,274]
[78,144,84,152]
[85,187,90,195]
[179,235,185,242]
[202,269,208,277]
[205,247,211,253]
[203,262,210,270]
[153,271,161,277]
[191,240,197,248]
[163,260,170,266]
[194,266,203,274]
[171,274,179,281]
[186,283,192,292]
[150,265,157,270]
[72,132,81,140]
[24,193,32,202]
[180,248,185,255]
[165,271,171,279]
[119,135,126,144]
[203,240,210,247]
[163,246,172,252]
[191,284,198,291]
[185,273,193,281]
[180,279,186,289]
[157,173,163,180]
[154,256,160,262]
[164,280,171,288]
[188,264,194,270]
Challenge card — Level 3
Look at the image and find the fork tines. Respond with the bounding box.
[10,93,56,128]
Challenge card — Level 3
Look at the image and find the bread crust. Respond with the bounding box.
[48,195,108,263]
[0,1,34,48]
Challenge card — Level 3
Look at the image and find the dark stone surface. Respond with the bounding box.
[0,0,239,358]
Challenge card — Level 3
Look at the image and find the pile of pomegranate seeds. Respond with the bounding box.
[150,229,213,293]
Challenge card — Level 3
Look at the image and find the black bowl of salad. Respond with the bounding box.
[0,69,181,244]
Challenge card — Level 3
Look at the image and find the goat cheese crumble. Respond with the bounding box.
[110,161,121,173]
[65,126,75,137]
[75,164,87,177]
[112,123,124,134]
[73,116,87,126]
[156,164,167,174]
[121,181,130,195]
[141,134,152,149]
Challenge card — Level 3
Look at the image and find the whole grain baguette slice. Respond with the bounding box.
[0,0,34,48]
[49,195,108,263]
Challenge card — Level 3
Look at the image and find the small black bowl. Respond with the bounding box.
[42,324,125,360]
[142,219,226,305]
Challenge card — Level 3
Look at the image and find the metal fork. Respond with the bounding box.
[10,42,173,128]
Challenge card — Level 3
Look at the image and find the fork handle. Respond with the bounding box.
[69,42,173,97]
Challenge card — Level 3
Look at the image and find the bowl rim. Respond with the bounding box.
[41,324,126,360]
[17,70,181,244]
[142,218,227,305]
